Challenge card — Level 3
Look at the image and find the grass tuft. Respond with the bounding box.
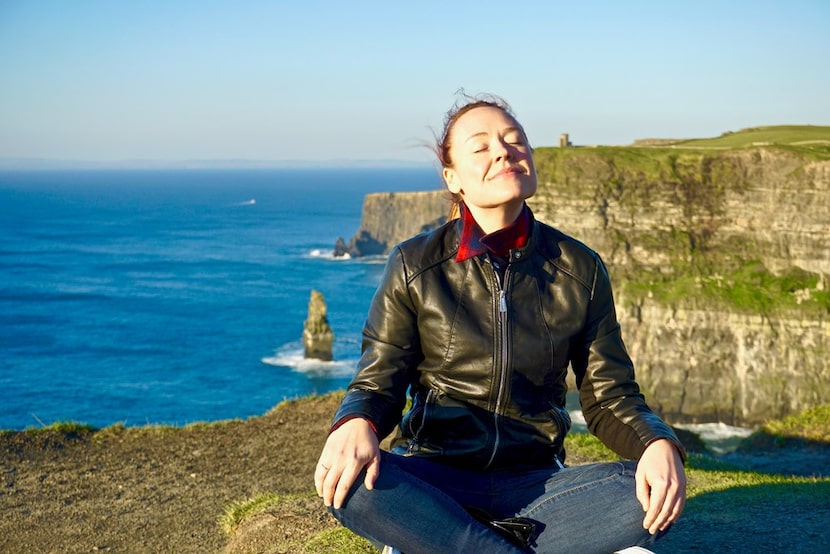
[22,421,97,436]
[740,404,830,450]
[219,492,303,535]
[761,404,830,443]
[302,528,376,553]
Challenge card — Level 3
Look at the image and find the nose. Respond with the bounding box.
[493,138,512,161]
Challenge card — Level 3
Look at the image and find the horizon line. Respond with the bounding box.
[0,157,437,171]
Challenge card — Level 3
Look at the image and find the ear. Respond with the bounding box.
[443,167,462,194]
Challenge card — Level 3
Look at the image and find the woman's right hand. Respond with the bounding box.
[314,417,381,509]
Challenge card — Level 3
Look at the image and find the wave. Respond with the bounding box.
[261,343,358,377]
[306,249,387,264]
[307,248,349,261]
[568,409,588,434]
[673,421,754,454]
[569,408,753,453]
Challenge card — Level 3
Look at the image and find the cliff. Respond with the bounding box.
[531,146,830,277]
[334,191,450,257]
[529,144,830,425]
[335,136,830,426]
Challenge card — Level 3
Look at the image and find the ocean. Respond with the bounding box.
[0,167,443,430]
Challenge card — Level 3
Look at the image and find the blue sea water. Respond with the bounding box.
[0,167,442,430]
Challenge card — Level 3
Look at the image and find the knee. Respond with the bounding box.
[327,464,396,525]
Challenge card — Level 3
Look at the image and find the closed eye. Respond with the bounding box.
[505,132,525,146]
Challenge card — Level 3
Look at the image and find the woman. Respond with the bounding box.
[315,95,686,553]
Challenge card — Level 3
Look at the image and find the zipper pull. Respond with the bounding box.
[499,290,507,313]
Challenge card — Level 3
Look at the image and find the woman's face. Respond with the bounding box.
[442,106,537,213]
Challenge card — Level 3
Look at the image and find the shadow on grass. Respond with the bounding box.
[655,480,830,553]
[739,430,830,452]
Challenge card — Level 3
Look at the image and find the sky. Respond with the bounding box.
[1,0,828,167]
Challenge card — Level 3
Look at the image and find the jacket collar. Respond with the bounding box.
[454,202,532,263]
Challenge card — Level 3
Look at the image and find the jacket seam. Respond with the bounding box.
[404,252,457,284]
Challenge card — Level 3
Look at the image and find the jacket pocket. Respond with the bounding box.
[399,389,445,455]
[401,389,494,461]
[546,404,572,437]
[401,388,436,440]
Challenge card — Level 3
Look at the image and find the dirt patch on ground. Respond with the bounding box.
[1,393,828,553]
[0,394,338,553]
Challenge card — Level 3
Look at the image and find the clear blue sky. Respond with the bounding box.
[1,0,828,166]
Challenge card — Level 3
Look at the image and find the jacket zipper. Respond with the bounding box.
[485,258,510,469]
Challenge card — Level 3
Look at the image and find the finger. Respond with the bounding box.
[635,468,650,512]
[650,501,675,533]
[314,461,331,497]
[333,464,361,510]
[648,482,685,534]
[364,453,381,491]
[656,490,686,531]
[643,480,668,534]
[321,465,345,508]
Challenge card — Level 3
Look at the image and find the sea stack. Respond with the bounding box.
[302,290,334,361]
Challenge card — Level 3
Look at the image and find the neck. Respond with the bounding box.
[464,200,524,234]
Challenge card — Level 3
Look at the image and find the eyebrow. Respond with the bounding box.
[463,126,522,144]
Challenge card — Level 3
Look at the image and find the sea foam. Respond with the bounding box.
[261,343,358,378]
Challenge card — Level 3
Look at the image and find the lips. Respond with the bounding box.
[490,165,525,179]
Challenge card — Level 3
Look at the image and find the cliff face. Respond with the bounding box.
[531,148,830,277]
[337,146,829,426]
[619,298,829,425]
[335,191,450,257]
[530,147,830,425]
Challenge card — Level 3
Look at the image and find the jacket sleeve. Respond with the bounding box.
[331,246,423,439]
[572,255,686,462]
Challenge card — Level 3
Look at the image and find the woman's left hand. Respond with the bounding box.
[635,438,686,534]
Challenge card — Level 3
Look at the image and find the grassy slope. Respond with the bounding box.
[534,125,830,174]
[222,401,830,553]
[677,125,830,149]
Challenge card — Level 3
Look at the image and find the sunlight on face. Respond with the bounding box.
[443,106,537,223]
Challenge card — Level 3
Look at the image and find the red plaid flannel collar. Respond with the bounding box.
[454,202,531,263]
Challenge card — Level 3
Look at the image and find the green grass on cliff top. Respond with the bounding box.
[675,125,830,149]
[533,125,830,190]
[535,125,830,164]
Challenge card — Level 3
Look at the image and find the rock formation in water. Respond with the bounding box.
[335,143,830,426]
[303,290,334,361]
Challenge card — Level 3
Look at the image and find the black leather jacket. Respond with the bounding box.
[333,210,683,469]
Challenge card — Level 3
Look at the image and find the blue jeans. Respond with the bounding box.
[329,451,664,554]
